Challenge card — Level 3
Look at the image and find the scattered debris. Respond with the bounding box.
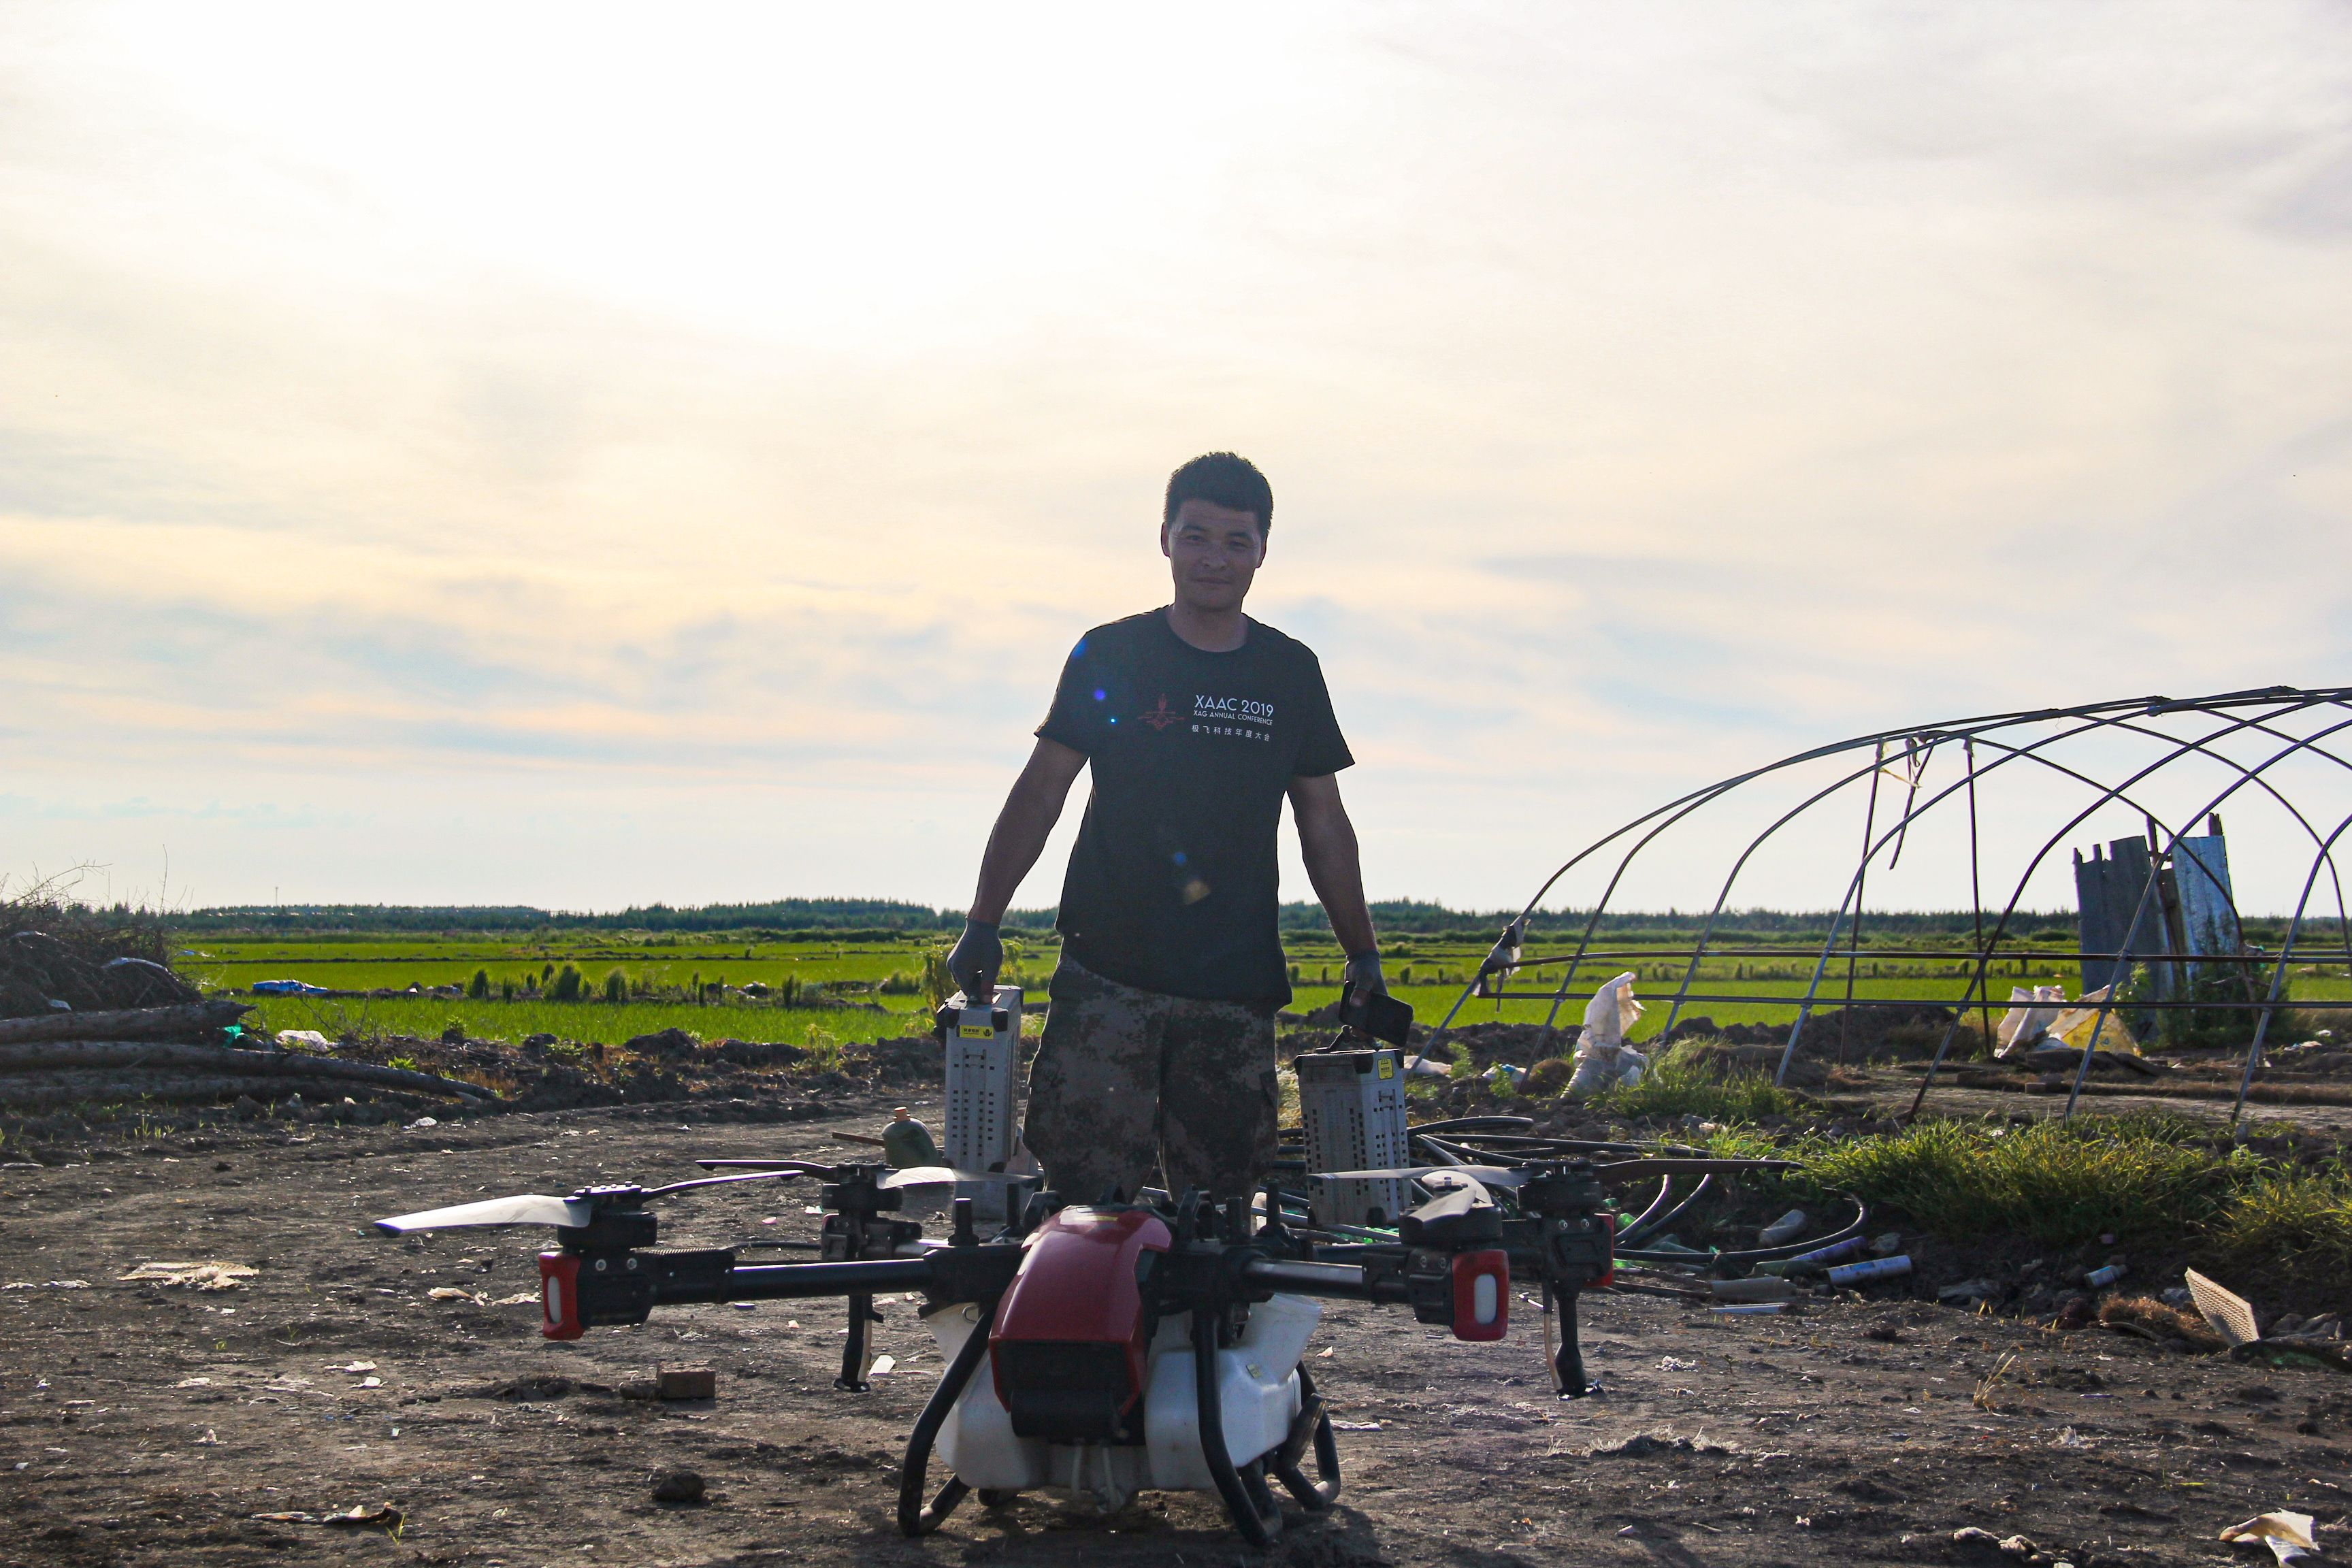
[650,1468,706,1504]
[2219,1509,2318,1564]
[1712,1277,1795,1303]
[1567,974,1648,1097]
[2099,1295,2226,1352]
[117,1261,257,1290]
[657,1367,716,1401]
[1759,1209,1809,1246]
[463,1375,610,1402]
[1827,1255,1911,1286]
[2186,1269,2260,1348]
[250,1503,402,1530]
[1759,1236,1864,1276]
[1995,987,2067,1056]
[1586,1430,1737,1458]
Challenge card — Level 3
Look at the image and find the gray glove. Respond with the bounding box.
[1343,949,1387,997]
[947,919,1003,1004]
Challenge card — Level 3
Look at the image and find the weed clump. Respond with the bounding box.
[1794,1111,2242,1245]
[1593,1038,1804,1123]
[2207,1168,2352,1288]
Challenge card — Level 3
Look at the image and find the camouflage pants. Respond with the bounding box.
[1022,957,1279,1205]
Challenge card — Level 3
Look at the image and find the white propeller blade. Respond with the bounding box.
[372,1194,593,1235]
[879,1165,1011,1190]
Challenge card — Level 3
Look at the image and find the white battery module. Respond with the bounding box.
[939,985,1024,1219]
[1296,1047,1409,1228]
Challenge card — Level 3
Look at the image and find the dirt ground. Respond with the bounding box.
[4,1097,2349,1568]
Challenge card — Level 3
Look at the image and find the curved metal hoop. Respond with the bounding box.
[1447,686,2352,1124]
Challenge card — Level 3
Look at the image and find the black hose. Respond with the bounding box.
[1614,1194,1868,1267]
[1192,1305,1280,1546]
[1271,1364,1342,1509]
[1618,1173,1712,1247]
[1616,1175,1676,1239]
[896,1309,996,1537]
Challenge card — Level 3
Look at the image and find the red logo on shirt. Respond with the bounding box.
[1137,696,1181,731]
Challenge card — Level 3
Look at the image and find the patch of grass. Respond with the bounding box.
[1763,1111,2352,1288]
[1592,1039,1805,1123]
[1791,1111,2252,1247]
[798,1026,846,1074]
[2206,1167,2352,1289]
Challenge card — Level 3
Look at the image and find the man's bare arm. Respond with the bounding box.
[1288,771,1378,960]
[968,738,1088,924]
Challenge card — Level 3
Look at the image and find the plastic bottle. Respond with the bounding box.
[2085,1263,2126,1288]
[1826,1254,1913,1286]
[1757,1235,1867,1275]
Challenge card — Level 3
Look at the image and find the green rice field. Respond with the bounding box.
[178,929,2352,1049]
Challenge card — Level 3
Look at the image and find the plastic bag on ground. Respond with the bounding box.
[2219,1509,2317,1564]
[1995,985,2068,1057]
[2045,985,2129,1052]
[1567,973,1648,1098]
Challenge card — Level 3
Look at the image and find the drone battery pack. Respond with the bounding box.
[938,985,1024,1220]
[1296,1047,1409,1228]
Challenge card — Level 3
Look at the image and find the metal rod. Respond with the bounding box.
[1499,947,2342,966]
[1838,741,1889,1065]
[2234,813,2352,1124]
[2063,713,2352,1119]
[1473,991,2352,1009]
[1966,737,1993,1059]
[663,1258,935,1304]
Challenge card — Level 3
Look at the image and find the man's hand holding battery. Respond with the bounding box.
[947,919,1004,1004]
[1343,949,1387,998]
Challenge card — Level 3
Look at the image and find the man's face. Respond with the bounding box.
[1161,497,1266,613]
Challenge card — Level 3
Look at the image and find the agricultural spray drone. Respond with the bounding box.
[371,987,1792,1545]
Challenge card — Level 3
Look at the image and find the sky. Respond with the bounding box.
[3,3,2349,919]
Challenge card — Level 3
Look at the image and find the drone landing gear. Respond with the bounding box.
[836,1292,885,1391]
[1192,1305,1285,1546]
[1544,1284,1603,1400]
[897,1309,997,1536]
[1271,1365,1342,1509]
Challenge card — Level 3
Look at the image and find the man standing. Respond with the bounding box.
[947,453,1385,1206]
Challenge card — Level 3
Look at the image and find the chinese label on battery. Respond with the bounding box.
[1376,1056,1395,1079]
[959,1024,995,1039]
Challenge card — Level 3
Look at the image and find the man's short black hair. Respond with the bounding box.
[1164,452,1273,538]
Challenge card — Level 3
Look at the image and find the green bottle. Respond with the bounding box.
[880,1107,941,1169]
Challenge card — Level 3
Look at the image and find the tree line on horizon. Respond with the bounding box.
[157,896,2181,943]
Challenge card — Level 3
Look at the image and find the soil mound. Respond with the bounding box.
[0,931,198,1019]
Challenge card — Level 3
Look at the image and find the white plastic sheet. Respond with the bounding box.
[1567,973,1648,1098]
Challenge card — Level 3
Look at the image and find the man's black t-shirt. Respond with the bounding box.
[1036,610,1354,1006]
